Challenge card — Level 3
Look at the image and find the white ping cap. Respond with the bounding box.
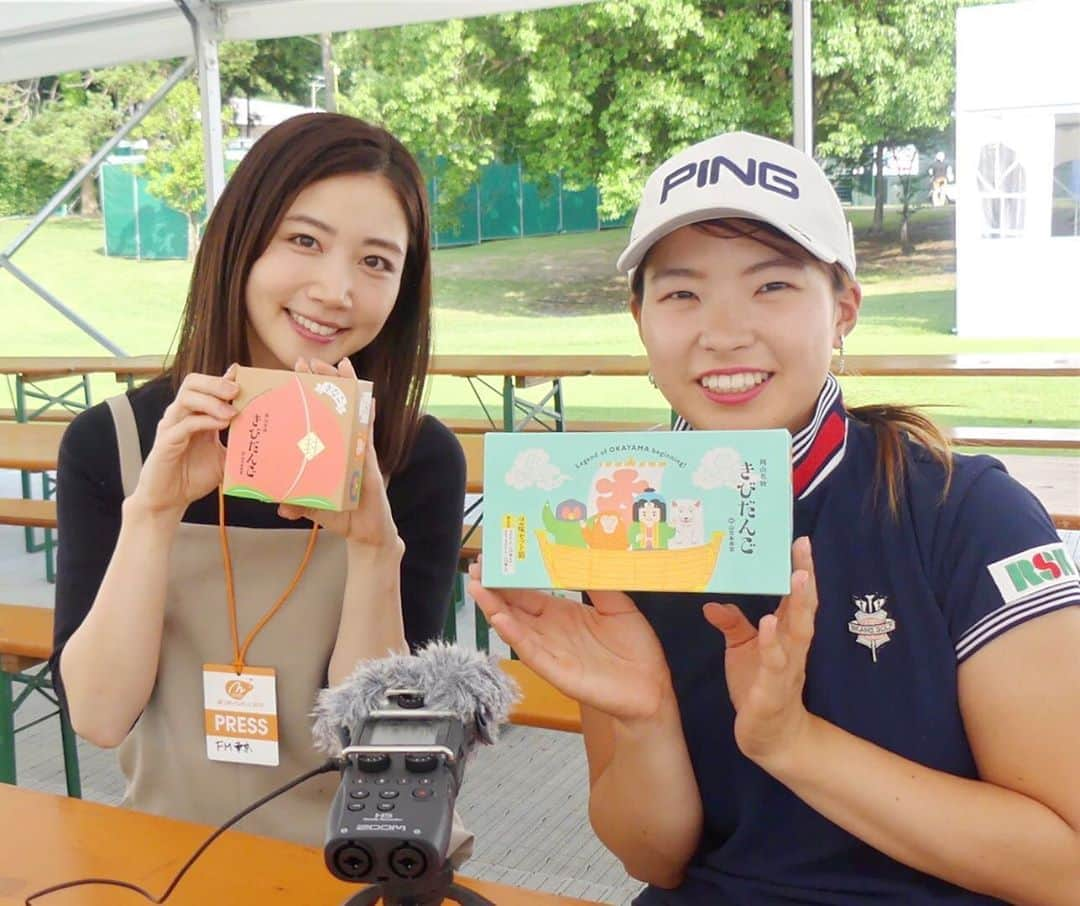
[616,132,856,278]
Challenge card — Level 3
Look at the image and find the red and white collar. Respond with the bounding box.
[672,373,847,500]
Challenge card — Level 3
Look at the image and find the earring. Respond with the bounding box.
[647,371,657,388]
[836,335,846,374]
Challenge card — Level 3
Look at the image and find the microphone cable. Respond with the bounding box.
[24,757,342,904]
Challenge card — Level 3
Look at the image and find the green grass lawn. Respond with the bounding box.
[1,212,1077,431]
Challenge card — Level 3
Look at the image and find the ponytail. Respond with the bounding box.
[846,404,953,516]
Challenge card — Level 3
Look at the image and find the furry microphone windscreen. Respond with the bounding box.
[311,641,521,756]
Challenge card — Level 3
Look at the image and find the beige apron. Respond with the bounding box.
[105,394,473,861]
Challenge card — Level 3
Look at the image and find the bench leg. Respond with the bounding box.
[58,703,82,798]
[0,671,15,785]
[20,471,35,555]
[43,527,56,584]
[502,376,514,432]
[443,574,461,643]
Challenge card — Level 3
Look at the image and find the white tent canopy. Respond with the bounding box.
[0,0,602,352]
[0,0,594,84]
[1,0,813,353]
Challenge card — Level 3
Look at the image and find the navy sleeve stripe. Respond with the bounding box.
[955,580,1080,661]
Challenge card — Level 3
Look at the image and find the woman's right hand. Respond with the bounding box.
[130,366,239,518]
[467,563,673,724]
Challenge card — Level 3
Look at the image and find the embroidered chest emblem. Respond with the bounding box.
[848,594,896,662]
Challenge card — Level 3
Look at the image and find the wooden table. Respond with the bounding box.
[2,350,1077,437]
[428,352,1080,378]
[0,355,168,382]
[0,356,167,422]
[427,352,1080,430]
[0,785,603,905]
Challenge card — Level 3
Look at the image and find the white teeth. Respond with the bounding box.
[289,310,340,337]
[700,372,770,393]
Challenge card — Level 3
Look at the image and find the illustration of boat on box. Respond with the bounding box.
[535,530,725,592]
[482,430,793,595]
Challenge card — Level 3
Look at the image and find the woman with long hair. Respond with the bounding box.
[51,113,470,856]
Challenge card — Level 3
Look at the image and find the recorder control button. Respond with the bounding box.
[404,754,437,773]
[356,753,391,773]
[377,803,395,812]
[411,787,434,801]
[347,803,366,812]
[379,790,399,799]
[349,790,370,800]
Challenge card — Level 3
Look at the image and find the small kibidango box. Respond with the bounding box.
[481,429,793,594]
[223,366,373,512]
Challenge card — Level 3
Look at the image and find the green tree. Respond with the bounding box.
[336,19,501,222]
[814,0,994,234]
[485,0,793,218]
[335,1,793,222]
[136,79,234,257]
[0,63,174,217]
[222,37,323,107]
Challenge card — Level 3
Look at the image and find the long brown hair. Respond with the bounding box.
[168,113,432,476]
[630,218,953,515]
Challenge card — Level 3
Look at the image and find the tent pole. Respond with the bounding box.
[176,0,226,205]
[2,58,195,260]
[0,58,195,355]
[0,259,127,355]
[792,0,813,155]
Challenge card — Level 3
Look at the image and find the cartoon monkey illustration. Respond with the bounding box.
[582,509,630,550]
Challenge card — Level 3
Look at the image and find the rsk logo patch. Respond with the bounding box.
[988,544,1076,603]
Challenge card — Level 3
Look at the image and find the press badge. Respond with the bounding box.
[203,664,280,766]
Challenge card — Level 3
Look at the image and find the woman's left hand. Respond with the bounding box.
[703,536,818,770]
[277,357,401,551]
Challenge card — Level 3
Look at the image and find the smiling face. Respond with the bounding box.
[244,172,409,371]
[632,222,860,434]
[638,501,661,526]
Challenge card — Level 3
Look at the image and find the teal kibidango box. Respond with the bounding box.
[481,430,793,594]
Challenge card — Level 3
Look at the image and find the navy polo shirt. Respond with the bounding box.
[632,376,1079,905]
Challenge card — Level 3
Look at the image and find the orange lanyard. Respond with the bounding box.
[218,486,320,674]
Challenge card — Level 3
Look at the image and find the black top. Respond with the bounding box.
[49,378,466,704]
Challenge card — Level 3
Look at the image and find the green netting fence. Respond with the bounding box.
[101,161,192,259]
[99,156,628,259]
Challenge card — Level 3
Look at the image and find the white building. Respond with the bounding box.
[955,0,1080,337]
[228,96,319,140]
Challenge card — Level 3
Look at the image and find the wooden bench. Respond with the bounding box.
[0,498,58,529]
[0,604,81,795]
[444,416,662,435]
[0,421,65,581]
[947,426,1080,450]
[500,658,581,733]
[0,407,77,423]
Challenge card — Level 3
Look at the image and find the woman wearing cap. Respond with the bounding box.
[470,132,1080,903]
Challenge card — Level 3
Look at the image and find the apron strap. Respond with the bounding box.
[105,394,143,499]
